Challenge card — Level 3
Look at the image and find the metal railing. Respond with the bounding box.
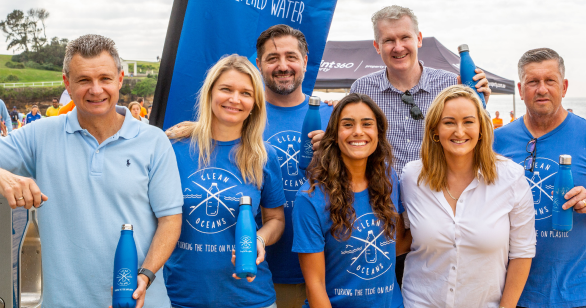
[0,81,63,88]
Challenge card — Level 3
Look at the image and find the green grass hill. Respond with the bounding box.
[0,54,63,83]
[0,54,160,83]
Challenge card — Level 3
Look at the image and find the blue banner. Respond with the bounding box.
[153,0,337,130]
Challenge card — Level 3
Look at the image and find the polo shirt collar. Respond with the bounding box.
[65,106,140,139]
[377,61,432,94]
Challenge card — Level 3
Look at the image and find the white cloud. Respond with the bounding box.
[1,0,585,97]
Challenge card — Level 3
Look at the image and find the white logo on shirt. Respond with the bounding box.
[266,131,307,200]
[342,213,394,280]
[184,167,244,234]
[522,157,557,220]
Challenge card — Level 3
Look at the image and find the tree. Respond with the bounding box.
[132,78,157,97]
[0,8,49,53]
[0,10,29,52]
[27,9,49,52]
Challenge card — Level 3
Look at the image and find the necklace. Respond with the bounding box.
[446,186,458,201]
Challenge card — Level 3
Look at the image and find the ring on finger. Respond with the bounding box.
[582,199,586,206]
[16,196,24,201]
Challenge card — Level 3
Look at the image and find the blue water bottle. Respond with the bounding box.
[553,155,574,231]
[112,224,138,308]
[299,96,322,170]
[235,196,257,278]
[458,44,487,109]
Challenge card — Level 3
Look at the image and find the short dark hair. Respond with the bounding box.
[256,24,308,61]
[137,97,144,103]
[52,97,58,101]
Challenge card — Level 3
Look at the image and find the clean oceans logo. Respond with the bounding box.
[184,167,244,234]
[522,157,558,220]
[116,268,132,287]
[342,213,394,280]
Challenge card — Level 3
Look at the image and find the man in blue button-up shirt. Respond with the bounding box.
[0,34,183,308]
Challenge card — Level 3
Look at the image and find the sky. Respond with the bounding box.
[1,0,585,97]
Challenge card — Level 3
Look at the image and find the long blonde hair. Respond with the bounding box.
[190,54,267,188]
[418,85,497,191]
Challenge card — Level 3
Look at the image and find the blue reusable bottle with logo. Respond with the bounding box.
[458,44,487,109]
[112,224,138,308]
[553,155,574,231]
[235,196,257,278]
[299,96,322,170]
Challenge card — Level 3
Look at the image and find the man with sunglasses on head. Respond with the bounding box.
[348,5,491,287]
[494,48,586,308]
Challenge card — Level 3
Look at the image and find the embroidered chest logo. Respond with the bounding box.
[521,157,558,220]
[266,130,307,200]
[184,167,244,234]
[126,159,131,167]
[342,213,394,280]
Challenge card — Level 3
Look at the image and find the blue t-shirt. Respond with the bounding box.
[164,138,287,308]
[292,170,404,308]
[494,113,586,308]
[25,112,41,124]
[259,95,333,284]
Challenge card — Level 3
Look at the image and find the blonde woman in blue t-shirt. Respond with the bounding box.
[164,54,286,308]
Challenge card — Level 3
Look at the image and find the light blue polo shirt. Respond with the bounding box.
[1,106,183,308]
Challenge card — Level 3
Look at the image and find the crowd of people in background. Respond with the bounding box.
[1,4,586,308]
[0,95,153,137]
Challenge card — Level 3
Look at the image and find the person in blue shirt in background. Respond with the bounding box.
[24,105,42,125]
[293,93,410,308]
[494,48,586,308]
[164,54,286,308]
[0,98,13,135]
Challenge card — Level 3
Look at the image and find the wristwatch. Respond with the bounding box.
[137,268,156,289]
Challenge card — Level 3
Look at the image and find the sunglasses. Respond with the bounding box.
[523,138,537,172]
[401,91,424,120]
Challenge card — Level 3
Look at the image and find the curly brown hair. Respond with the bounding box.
[306,93,399,241]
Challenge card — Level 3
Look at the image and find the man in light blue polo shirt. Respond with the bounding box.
[0,34,183,308]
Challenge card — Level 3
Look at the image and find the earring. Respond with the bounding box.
[479,132,483,140]
[432,134,440,142]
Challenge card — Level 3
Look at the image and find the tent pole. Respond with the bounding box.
[513,86,516,119]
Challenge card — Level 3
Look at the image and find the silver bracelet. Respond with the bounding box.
[256,235,266,249]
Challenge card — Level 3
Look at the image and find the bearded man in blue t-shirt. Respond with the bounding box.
[494,48,586,308]
[253,24,333,308]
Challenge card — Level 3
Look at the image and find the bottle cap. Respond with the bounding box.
[239,196,252,206]
[457,44,469,53]
[560,154,572,165]
[122,224,133,230]
[308,96,321,106]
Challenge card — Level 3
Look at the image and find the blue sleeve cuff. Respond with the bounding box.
[154,205,183,218]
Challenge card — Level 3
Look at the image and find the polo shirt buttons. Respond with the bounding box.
[405,116,408,119]
[96,150,99,154]
[450,288,454,292]
[407,139,410,143]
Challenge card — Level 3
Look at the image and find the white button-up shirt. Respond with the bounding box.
[400,158,536,308]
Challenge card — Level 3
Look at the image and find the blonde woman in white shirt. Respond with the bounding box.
[400,85,535,308]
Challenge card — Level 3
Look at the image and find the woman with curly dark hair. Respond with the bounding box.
[292,93,409,308]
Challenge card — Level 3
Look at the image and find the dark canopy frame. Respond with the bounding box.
[315,37,515,95]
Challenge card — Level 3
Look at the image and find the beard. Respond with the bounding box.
[263,69,304,95]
